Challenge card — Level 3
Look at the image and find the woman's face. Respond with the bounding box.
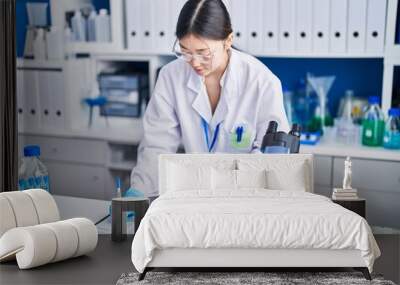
[177,34,231,77]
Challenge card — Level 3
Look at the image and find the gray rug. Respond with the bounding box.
[116,271,396,285]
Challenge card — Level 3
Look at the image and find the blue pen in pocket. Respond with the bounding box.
[236,126,244,142]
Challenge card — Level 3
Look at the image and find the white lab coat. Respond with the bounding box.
[131,49,289,197]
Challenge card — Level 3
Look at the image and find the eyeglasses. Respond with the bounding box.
[172,39,215,64]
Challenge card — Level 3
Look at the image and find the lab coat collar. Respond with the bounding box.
[188,48,239,126]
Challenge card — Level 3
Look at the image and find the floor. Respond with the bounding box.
[1,235,399,285]
[0,235,133,285]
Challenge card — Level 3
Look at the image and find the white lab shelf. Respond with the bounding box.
[253,52,384,58]
[16,58,64,69]
[65,42,119,54]
[107,161,136,171]
[300,142,400,162]
[18,124,144,145]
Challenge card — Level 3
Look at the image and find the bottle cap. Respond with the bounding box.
[388,108,400,117]
[368,96,380,104]
[99,9,108,16]
[24,145,40,157]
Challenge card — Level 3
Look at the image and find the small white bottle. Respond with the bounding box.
[71,10,87,42]
[33,28,46,60]
[95,9,111,42]
[87,10,97,42]
[46,27,64,60]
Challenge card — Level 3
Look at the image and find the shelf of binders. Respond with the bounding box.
[121,0,390,59]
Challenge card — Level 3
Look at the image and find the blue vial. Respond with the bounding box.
[383,108,400,149]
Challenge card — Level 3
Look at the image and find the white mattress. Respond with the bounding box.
[131,190,380,273]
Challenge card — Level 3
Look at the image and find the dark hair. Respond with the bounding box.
[176,0,233,40]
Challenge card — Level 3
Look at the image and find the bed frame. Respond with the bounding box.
[138,154,372,281]
[138,248,371,280]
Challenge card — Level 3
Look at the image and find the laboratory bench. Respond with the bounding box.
[18,131,400,231]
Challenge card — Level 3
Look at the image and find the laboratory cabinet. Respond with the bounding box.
[19,134,133,200]
[45,161,107,200]
[21,135,108,165]
[20,134,111,199]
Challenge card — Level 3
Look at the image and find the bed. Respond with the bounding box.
[131,154,380,280]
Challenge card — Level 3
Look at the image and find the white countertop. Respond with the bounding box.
[19,126,143,145]
[300,142,400,162]
[19,129,400,161]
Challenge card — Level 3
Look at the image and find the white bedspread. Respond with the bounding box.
[131,190,380,273]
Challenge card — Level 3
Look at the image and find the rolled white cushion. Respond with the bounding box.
[0,218,97,269]
[1,192,39,227]
[0,196,17,237]
[0,226,57,269]
[42,221,79,262]
[23,189,60,223]
[64,218,98,257]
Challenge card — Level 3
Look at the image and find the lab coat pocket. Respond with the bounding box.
[226,124,255,153]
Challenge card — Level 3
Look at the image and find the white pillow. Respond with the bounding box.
[211,168,237,190]
[167,162,212,191]
[236,169,267,189]
[266,162,307,191]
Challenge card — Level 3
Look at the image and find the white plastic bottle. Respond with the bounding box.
[87,10,97,42]
[18,145,50,192]
[71,10,87,42]
[95,9,111,42]
[46,26,64,60]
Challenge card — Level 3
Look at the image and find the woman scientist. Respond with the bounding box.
[130,0,289,198]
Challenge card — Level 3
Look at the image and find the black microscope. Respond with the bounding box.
[261,121,301,154]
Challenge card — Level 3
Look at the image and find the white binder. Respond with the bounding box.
[154,0,171,54]
[230,0,248,51]
[279,0,296,52]
[139,0,154,51]
[263,0,279,53]
[312,0,330,53]
[38,71,52,129]
[347,0,368,53]
[37,71,65,130]
[169,0,186,50]
[48,71,65,129]
[222,0,231,15]
[126,0,142,51]
[366,0,387,53]
[16,69,26,131]
[329,0,347,53]
[295,0,313,53]
[247,0,264,55]
[22,70,40,130]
